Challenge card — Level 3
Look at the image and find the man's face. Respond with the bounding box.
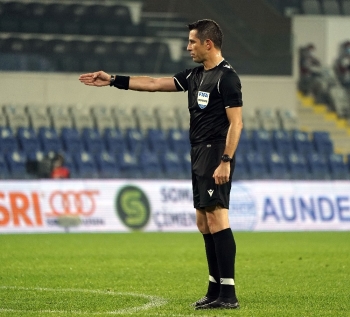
[187,30,207,63]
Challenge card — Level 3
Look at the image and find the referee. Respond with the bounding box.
[79,19,243,310]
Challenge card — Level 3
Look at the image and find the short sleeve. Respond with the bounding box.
[219,72,243,107]
[173,69,191,92]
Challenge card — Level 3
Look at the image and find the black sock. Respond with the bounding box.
[202,233,220,298]
[212,228,237,302]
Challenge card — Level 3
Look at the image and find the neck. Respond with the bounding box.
[203,54,224,70]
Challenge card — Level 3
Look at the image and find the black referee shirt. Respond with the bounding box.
[173,60,243,146]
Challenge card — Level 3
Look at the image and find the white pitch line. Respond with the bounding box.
[0,286,167,315]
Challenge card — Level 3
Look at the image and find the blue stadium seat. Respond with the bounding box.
[0,127,18,154]
[5,150,28,179]
[73,151,98,179]
[181,149,192,179]
[117,150,143,179]
[167,129,190,154]
[38,127,62,153]
[147,128,168,154]
[251,129,273,158]
[312,131,334,156]
[292,130,314,157]
[104,128,126,156]
[233,152,250,180]
[82,128,105,155]
[266,152,289,179]
[246,151,269,179]
[60,152,77,178]
[95,151,120,178]
[17,127,41,154]
[160,150,185,179]
[286,152,309,180]
[237,129,253,154]
[125,128,146,154]
[307,152,330,180]
[61,127,83,153]
[272,130,294,157]
[0,154,10,179]
[327,153,349,180]
[139,148,163,179]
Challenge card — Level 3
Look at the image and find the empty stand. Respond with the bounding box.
[302,0,322,14]
[322,0,341,14]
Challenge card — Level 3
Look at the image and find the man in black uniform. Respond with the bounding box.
[79,19,243,310]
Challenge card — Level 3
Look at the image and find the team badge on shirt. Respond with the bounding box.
[197,91,210,109]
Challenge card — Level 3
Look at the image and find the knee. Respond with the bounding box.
[196,217,209,234]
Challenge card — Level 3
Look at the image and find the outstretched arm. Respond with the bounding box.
[79,71,178,92]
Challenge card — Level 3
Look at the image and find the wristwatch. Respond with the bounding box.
[221,154,232,162]
[109,75,115,86]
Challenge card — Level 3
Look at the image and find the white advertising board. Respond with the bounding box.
[0,180,349,233]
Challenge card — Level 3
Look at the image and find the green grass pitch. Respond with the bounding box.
[0,231,349,316]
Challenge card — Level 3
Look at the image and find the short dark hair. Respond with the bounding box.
[187,19,223,49]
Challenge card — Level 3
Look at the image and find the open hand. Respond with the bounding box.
[79,71,110,87]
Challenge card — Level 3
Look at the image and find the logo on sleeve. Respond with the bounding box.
[197,91,210,109]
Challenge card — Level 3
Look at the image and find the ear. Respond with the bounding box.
[205,39,213,50]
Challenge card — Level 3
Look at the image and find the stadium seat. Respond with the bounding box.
[17,127,41,154]
[104,128,126,156]
[327,153,349,180]
[286,152,309,179]
[242,108,260,131]
[312,131,334,156]
[272,130,294,157]
[91,105,116,133]
[49,105,74,131]
[61,127,83,153]
[0,153,9,179]
[71,104,95,131]
[0,127,18,154]
[73,151,98,179]
[82,128,105,155]
[266,152,289,179]
[237,129,253,154]
[113,107,138,132]
[139,148,164,179]
[307,152,330,179]
[246,151,269,179]
[175,106,190,131]
[95,151,120,178]
[125,128,146,154]
[233,152,250,180]
[117,150,143,179]
[181,149,192,178]
[167,128,190,154]
[134,107,159,132]
[292,130,315,156]
[278,109,299,131]
[38,127,62,153]
[155,106,180,131]
[5,150,28,179]
[27,103,52,131]
[160,150,185,179]
[147,128,168,154]
[251,129,273,158]
[257,109,281,131]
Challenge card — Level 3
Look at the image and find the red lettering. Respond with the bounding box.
[0,192,10,226]
[10,192,32,226]
[32,193,43,226]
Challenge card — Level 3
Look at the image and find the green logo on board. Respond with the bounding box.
[115,186,150,230]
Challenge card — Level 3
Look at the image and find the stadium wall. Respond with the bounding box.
[1,179,349,234]
[0,72,296,111]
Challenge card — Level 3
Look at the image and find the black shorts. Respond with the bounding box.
[191,142,235,210]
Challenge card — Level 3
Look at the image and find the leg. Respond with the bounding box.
[196,205,239,310]
[192,209,220,307]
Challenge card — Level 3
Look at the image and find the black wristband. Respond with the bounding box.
[112,75,130,90]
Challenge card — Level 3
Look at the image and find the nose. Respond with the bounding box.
[187,43,191,51]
